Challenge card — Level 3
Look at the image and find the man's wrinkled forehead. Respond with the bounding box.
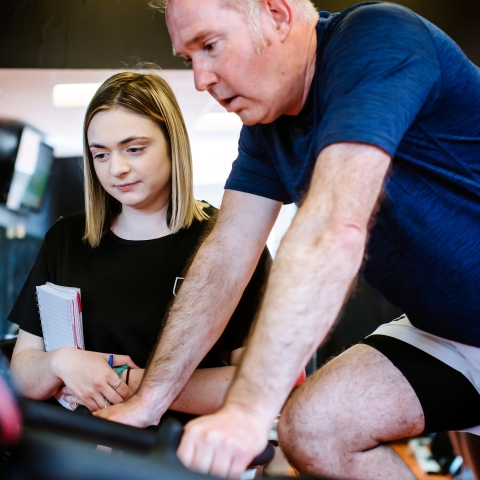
[167,0,229,19]
[167,0,232,53]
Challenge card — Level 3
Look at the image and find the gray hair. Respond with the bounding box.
[153,0,318,51]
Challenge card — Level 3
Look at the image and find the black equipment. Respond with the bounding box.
[1,353,333,480]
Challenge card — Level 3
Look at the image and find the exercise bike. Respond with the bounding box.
[0,353,337,480]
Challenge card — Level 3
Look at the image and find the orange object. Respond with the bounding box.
[294,369,307,388]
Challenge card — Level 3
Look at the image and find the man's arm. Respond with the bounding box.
[112,348,245,416]
[177,142,391,478]
[95,191,282,425]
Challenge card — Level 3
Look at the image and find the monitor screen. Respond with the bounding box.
[0,122,23,204]
[3,126,54,212]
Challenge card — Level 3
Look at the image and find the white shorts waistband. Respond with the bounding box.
[368,316,480,435]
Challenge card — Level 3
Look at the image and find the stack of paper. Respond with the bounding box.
[36,283,84,351]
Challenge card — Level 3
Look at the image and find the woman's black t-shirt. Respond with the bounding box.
[8,209,271,369]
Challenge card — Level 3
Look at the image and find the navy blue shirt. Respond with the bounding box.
[225,2,480,346]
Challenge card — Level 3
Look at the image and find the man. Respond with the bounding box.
[96,0,480,478]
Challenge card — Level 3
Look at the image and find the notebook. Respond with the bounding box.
[36,282,84,351]
[36,283,84,410]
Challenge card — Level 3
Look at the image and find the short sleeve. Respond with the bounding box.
[316,3,441,157]
[8,234,54,337]
[225,125,292,203]
[221,246,272,352]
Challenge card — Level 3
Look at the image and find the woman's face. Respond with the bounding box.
[88,106,172,213]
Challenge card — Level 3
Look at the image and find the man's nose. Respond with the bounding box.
[110,153,130,176]
[193,61,218,92]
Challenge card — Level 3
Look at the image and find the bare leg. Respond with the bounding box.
[278,344,425,479]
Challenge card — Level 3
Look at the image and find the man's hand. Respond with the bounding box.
[93,393,158,427]
[177,405,270,479]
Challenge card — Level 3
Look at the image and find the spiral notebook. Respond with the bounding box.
[36,282,84,351]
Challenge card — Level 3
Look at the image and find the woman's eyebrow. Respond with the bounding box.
[118,136,150,146]
[89,136,150,149]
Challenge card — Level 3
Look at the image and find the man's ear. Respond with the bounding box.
[262,0,293,42]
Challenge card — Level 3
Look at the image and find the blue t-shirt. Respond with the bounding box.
[225,2,480,346]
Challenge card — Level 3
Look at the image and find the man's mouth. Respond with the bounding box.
[220,96,237,110]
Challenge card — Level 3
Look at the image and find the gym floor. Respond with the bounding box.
[392,443,452,480]
[266,442,453,478]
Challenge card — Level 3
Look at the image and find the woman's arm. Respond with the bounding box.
[10,329,64,399]
[11,329,138,411]
[169,367,236,416]
[230,347,245,367]
[126,366,235,416]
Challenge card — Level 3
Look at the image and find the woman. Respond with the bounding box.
[9,71,270,418]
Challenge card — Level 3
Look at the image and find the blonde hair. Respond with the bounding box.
[83,71,209,247]
[153,0,318,50]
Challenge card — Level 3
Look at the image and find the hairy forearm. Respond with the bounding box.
[11,349,63,399]
[227,218,366,424]
[118,192,279,426]
[138,237,253,416]
[224,143,390,425]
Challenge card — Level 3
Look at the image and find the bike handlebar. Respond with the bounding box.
[19,398,275,467]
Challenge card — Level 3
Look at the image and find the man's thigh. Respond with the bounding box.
[279,343,425,456]
[280,335,480,459]
[362,334,480,433]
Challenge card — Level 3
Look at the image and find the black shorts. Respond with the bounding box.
[361,334,480,434]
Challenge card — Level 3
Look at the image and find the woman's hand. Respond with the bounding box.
[52,348,139,412]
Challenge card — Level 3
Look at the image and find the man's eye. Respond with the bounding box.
[204,43,215,52]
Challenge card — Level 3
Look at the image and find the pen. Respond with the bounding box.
[108,354,113,368]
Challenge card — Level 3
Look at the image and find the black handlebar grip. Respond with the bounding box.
[20,398,275,469]
[156,417,184,451]
[249,442,275,467]
[20,398,158,451]
[75,405,92,416]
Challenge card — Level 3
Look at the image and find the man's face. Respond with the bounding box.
[166,0,289,125]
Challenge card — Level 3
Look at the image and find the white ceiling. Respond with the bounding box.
[0,69,242,186]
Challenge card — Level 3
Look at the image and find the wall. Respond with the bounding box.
[0,0,479,69]
[0,0,185,69]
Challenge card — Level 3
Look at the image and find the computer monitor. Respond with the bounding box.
[0,122,54,212]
